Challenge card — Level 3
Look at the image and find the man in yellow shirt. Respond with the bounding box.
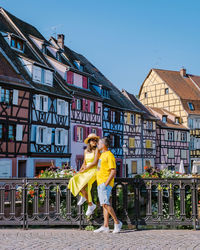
[94,137,122,234]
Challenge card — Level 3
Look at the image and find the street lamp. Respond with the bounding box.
[123,143,127,177]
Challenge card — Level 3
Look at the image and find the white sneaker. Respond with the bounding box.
[77,196,86,206]
[113,220,122,233]
[94,226,110,233]
[85,203,96,216]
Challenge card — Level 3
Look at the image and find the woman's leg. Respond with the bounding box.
[80,185,92,206]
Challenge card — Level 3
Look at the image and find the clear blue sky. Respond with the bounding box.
[1,0,200,94]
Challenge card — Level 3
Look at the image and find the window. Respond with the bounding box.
[144,92,147,98]
[131,114,134,125]
[35,95,48,112]
[168,131,174,141]
[8,125,15,141]
[76,99,82,110]
[91,128,97,134]
[129,137,135,148]
[42,44,47,54]
[181,132,187,142]
[32,66,53,86]
[0,89,11,104]
[147,121,153,130]
[168,148,175,158]
[77,127,84,142]
[165,88,169,94]
[162,115,167,123]
[57,99,68,116]
[101,88,109,98]
[56,51,61,61]
[145,160,151,167]
[90,101,95,113]
[188,102,194,111]
[74,61,84,72]
[39,127,45,144]
[11,37,24,51]
[110,111,116,123]
[110,134,120,148]
[189,118,193,129]
[181,150,187,159]
[0,124,3,140]
[131,161,137,174]
[175,117,179,124]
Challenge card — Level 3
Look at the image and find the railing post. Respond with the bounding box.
[192,178,197,230]
[22,178,28,230]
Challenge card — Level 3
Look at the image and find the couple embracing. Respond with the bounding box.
[68,133,122,233]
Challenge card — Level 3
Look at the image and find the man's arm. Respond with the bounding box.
[105,168,116,186]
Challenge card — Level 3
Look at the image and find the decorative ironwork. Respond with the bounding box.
[0,178,199,229]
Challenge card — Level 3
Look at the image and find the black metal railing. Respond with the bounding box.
[0,178,200,229]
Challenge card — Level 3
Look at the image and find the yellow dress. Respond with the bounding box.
[68,151,97,202]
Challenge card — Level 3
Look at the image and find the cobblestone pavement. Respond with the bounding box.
[0,229,200,250]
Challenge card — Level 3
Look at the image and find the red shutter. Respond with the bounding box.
[72,99,76,109]
[82,76,88,89]
[83,126,87,140]
[87,100,90,112]
[97,128,102,137]
[86,127,90,137]
[74,125,77,141]
[82,99,86,111]
[95,102,98,114]
[67,71,73,84]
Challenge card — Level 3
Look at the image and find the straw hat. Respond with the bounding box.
[84,133,100,144]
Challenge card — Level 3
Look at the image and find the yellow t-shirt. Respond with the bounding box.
[96,150,116,187]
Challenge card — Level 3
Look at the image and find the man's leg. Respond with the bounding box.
[103,206,109,227]
[103,204,119,224]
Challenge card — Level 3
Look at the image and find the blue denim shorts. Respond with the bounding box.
[97,183,112,206]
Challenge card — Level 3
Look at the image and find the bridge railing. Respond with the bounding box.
[0,178,199,229]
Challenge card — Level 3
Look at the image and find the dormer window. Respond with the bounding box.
[56,51,61,62]
[175,117,179,124]
[144,92,147,98]
[188,102,194,111]
[74,60,84,72]
[32,65,53,86]
[101,88,109,98]
[162,115,167,123]
[10,36,24,51]
[165,88,169,94]
[42,44,47,54]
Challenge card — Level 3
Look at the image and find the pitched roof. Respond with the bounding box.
[51,37,138,111]
[122,89,156,119]
[139,68,200,115]
[0,51,30,88]
[147,106,188,130]
[0,8,72,99]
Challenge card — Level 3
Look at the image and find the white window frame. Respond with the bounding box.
[77,127,84,142]
[181,149,187,159]
[181,132,187,142]
[168,131,174,141]
[90,101,95,113]
[168,148,175,159]
[76,99,82,110]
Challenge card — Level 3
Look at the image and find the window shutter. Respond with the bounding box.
[12,89,19,105]
[67,71,73,84]
[43,96,48,112]
[129,138,135,148]
[35,95,40,110]
[55,128,59,145]
[174,131,178,141]
[36,126,40,144]
[135,114,139,125]
[95,102,99,114]
[62,129,68,146]
[82,76,88,89]
[16,124,23,141]
[187,132,190,142]
[46,128,52,145]
[127,113,131,124]
[64,101,68,116]
[97,128,102,137]
[57,99,62,115]
[146,140,150,148]
[33,66,41,82]
[165,130,168,141]
[45,70,53,85]
[74,125,77,141]
[87,100,90,112]
[72,99,76,109]
[82,99,86,111]
[153,121,156,130]
[83,126,87,140]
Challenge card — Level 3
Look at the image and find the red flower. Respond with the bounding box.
[41,170,44,174]
[144,166,148,170]
[39,194,43,198]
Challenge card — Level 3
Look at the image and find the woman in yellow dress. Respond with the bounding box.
[68,133,100,216]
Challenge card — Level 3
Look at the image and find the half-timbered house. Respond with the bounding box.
[0,8,73,176]
[122,90,157,175]
[139,68,200,170]
[0,49,32,178]
[148,107,190,172]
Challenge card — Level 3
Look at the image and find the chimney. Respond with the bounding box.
[57,34,65,49]
[180,67,186,77]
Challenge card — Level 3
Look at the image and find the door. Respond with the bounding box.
[18,160,27,177]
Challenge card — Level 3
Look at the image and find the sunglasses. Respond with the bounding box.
[89,139,98,142]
